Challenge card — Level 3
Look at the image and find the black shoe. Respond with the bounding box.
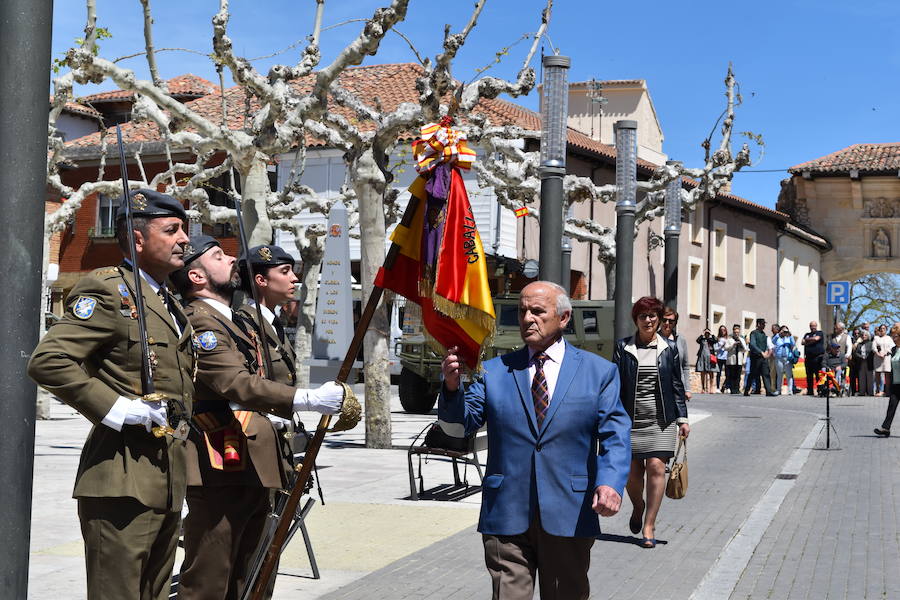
[743,392,750,396]
[766,392,779,397]
[874,428,891,437]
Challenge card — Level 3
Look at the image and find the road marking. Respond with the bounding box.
[688,417,822,600]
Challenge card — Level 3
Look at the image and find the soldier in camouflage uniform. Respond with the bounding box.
[28,190,195,600]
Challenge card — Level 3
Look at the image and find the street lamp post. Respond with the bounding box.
[538,54,570,285]
[663,160,682,309]
[0,0,53,596]
[613,120,638,341]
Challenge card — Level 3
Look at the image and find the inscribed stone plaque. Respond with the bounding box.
[313,201,353,360]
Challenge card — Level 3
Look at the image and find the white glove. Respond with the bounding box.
[267,414,292,430]
[123,399,168,432]
[293,381,344,415]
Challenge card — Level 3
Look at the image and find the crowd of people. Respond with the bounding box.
[686,318,898,398]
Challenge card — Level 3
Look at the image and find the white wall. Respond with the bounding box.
[778,234,822,337]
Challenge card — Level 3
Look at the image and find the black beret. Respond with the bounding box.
[243,244,295,268]
[182,234,220,266]
[116,189,187,221]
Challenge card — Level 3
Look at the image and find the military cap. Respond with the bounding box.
[756,317,767,325]
[116,188,188,221]
[182,234,221,266]
[243,245,295,268]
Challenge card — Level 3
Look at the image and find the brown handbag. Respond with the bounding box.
[666,436,688,499]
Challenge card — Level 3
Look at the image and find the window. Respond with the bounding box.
[742,311,756,334]
[689,207,703,245]
[95,194,117,237]
[742,229,756,286]
[582,309,598,334]
[711,304,726,331]
[712,220,727,279]
[688,257,703,317]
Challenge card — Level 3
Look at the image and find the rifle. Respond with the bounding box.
[114,126,184,437]
[245,192,422,600]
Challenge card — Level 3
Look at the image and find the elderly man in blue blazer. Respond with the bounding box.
[440,281,631,600]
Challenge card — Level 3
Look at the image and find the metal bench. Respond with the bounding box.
[407,421,487,501]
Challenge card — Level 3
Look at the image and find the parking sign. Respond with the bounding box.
[826,281,850,306]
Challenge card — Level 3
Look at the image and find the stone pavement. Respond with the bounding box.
[27,390,900,599]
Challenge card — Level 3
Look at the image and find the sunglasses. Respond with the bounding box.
[661,317,677,323]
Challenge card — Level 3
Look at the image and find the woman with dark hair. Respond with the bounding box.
[696,328,717,393]
[714,325,729,392]
[612,297,690,549]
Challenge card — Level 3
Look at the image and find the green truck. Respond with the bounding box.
[396,295,615,413]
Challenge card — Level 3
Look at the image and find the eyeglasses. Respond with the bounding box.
[637,313,659,321]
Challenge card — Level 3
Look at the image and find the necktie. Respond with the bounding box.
[532,352,550,428]
[273,317,286,345]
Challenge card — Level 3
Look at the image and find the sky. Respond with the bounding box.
[51,0,900,209]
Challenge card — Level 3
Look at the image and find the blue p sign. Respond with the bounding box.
[826,281,850,306]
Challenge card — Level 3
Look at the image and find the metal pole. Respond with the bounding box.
[663,160,682,309]
[539,168,564,284]
[538,54,570,286]
[614,120,638,341]
[0,0,53,595]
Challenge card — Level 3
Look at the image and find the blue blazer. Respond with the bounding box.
[439,341,631,538]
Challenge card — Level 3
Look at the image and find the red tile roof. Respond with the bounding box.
[788,143,900,175]
[78,74,217,104]
[51,97,102,119]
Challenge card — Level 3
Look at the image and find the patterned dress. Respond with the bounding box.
[631,341,678,460]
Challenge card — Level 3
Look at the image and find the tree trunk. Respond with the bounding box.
[293,242,324,389]
[239,157,274,246]
[352,150,392,449]
[603,259,616,301]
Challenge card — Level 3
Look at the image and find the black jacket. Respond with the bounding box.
[612,334,688,427]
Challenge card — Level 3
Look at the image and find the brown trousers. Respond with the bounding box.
[482,515,594,600]
[78,497,181,600]
[178,485,273,600]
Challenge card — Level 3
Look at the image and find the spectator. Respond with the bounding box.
[714,325,729,392]
[746,318,776,396]
[873,324,895,397]
[801,321,826,395]
[852,331,875,396]
[874,323,900,437]
[766,323,780,391]
[822,342,848,395]
[724,324,747,395]
[659,308,692,400]
[773,325,796,395]
[695,328,716,394]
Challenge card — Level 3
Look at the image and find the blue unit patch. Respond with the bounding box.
[72,296,97,320]
[198,331,218,351]
[117,283,130,297]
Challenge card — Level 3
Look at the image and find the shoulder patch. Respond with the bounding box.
[72,296,97,320]
[197,331,218,351]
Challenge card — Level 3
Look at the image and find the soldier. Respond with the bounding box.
[171,236,343,599]
[27,189,195,600]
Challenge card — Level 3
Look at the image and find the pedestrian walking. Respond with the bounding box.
[613,297,689,550]
[660,308,692,400]
[874,324,900,437]
[439,281,631,600]
[27,190,196,600]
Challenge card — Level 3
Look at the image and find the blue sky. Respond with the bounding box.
[52,0,900,208]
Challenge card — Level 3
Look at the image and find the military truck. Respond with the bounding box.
[397,295,614,413]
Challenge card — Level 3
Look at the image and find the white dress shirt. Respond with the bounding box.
[527,337,566,402]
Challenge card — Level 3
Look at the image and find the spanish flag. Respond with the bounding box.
[375,130,495,370]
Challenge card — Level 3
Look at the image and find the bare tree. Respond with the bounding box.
[843,274,900,331]
[470,64,760,297]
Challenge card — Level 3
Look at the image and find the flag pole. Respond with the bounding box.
[247,192,423,600]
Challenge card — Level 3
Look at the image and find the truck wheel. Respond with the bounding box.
[399,367,438,413]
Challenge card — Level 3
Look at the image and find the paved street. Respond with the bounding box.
[28,389,900,599]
